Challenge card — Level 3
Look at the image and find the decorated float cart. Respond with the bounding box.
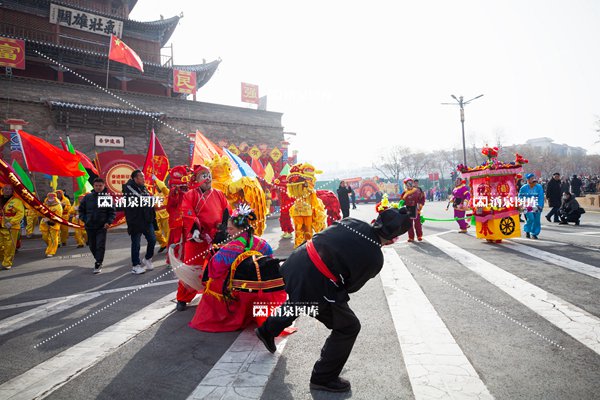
[458,147,529,243]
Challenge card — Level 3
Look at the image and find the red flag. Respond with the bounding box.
[251,158,266,178]
[108,35,144,72]
[17,130,84,177]
[75,150,99,175]
[191,130,223,167]
[142,130,169,187]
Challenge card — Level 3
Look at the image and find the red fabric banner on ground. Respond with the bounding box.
[17,130,84,177]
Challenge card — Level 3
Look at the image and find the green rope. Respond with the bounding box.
[419,215,477,225]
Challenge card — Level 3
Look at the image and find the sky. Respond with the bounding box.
[131,0,600,175]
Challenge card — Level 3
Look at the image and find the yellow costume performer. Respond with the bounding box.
[0,186,25,269]
[287,163,327,248]
[153,178,170,251]
[56,190,71,246]
[40,192,63,257]
[72,193,88,248]
[206,154,267,236]
[25,199,39,238]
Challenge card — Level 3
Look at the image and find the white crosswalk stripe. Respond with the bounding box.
[1,230,600,399]
[427,235,600,356]
[380,247,494,400]
[0,293,175,400]
[503,240,600,280]
[0,279,178,336]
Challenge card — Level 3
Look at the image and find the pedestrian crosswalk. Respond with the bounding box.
[0,231,599,399]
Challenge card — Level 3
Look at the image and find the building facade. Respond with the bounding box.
[0,0,289,193]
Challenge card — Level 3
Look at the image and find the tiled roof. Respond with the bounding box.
[48,101,164,117]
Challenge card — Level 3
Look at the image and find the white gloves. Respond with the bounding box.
[4,222,11,229]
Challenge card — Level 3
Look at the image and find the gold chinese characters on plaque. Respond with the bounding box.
[248,146,261,160]
[270,147,282,162]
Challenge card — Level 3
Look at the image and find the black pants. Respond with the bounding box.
[263,301,361,384]
[546,206,560,222]
[560,214,580,224]
[341,207,350,219]
[86,228,107,265]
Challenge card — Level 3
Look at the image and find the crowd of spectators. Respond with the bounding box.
[538,174,599,196]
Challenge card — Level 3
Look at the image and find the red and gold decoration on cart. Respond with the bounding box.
[459,146,529,243]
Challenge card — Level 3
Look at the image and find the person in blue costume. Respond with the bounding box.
[518,173,545,239]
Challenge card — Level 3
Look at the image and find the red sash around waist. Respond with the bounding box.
[306,239,339,283]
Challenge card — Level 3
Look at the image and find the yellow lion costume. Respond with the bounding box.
[287,163,327,247]
[205,154,267,236]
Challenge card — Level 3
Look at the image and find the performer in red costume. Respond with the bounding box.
[177,165,231,311]
[189,204,286,332]
[273,175,294,239]
[165,166,192,265]
[399,178,425,242]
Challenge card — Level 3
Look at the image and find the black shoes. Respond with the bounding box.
[310,377,351,392]
[532,235,538,239]
[93,262,102,274]
[176,301,187,311]
[255,326,277,353]
[525,233,531,239]
[545,215,551,222]
[559,221,568,225]
[158,246,167,253]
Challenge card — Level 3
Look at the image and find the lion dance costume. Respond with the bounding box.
[206,154,267,236]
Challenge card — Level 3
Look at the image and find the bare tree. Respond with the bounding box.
[373,146,406,183]
[373,146,432,182]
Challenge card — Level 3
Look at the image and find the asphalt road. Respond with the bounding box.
[0,201,599,400]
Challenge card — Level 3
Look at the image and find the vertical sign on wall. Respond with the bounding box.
[173,69,197,94]
[241,82,259,104]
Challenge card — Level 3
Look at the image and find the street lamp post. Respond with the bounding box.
[442,94,484,167]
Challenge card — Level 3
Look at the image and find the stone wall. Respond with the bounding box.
[0,76,285,196]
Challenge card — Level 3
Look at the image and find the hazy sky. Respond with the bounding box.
[131,0,600,173]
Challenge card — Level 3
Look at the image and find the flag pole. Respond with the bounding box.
[106,35,113,89]
[15,129,38,195]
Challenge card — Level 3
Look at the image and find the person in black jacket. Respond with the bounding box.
[545,172,562,223]
[123,170,157,275]
[559,192,584,225]
[336,181,352,218]
[79,178,115,274]
[571,175,583,197]
[256,207,411,393]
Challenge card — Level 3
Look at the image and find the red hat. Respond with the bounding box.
[169,165,192,186]
[403,178,413,184]
[192,164,210,176]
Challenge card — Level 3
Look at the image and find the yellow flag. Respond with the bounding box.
[264,162,275,184]
[50,175,58,190]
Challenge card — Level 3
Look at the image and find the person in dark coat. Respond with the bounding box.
[570,175,583,197]
[79,178,115,274]
[255,207,411,393]
[560,178,570,195]
[350,189,357,209]
[559,192,584,225]
[122,170,157,275]
[336,181,352,218]
[545,172,562,223]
